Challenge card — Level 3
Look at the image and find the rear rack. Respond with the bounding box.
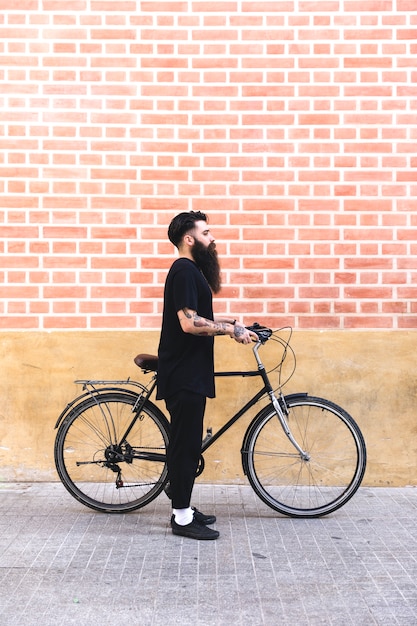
[74,379,149,393]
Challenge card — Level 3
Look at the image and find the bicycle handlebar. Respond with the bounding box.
[246,322,273,344]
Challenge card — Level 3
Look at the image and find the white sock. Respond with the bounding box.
[173,507,193,526]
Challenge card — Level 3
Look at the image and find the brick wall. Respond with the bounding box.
[1,0,416,331]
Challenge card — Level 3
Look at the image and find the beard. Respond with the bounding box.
[191,239,222,294]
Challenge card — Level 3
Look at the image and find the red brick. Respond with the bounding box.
[43,257,88,269]
[0,316,39,329]
[44,316,88,329]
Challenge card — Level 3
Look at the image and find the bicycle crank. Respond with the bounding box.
[195,455,205,477]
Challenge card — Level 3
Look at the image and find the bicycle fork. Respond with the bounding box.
[252,341,310,461]
[270,391,310,461]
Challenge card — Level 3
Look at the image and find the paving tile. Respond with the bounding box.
[0,483,416,624]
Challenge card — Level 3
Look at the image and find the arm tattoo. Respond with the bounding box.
[193,314,209,328]
[195,314,229,335]
[213,323,229,335]
[183,309,229,336]
[233,325,244,338]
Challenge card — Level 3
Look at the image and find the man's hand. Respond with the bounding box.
[232,322,259,344]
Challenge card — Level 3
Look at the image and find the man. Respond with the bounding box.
[157,211,257,540]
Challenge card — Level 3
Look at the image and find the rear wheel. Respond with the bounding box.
[243,395,367,517]
[54,392,169,513]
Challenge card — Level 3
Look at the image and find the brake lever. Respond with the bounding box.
[246,322,273,344]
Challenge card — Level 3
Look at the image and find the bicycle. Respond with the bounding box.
[54,324,367,518]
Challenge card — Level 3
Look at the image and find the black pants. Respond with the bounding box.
[165,390,206,510]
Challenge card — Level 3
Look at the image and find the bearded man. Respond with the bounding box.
[157,211,257,540]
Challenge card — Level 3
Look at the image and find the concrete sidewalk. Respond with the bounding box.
[0,482,416,625]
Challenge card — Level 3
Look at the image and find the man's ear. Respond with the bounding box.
[183,233,194,247]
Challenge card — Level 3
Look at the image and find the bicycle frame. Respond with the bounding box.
[131,341,308,461]
[205,342,308,459]
[55,340,308,463]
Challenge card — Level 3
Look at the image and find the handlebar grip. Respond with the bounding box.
[246,323,273,343]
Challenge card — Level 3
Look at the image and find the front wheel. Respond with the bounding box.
[54,392,170,513]
[242,395,367,518]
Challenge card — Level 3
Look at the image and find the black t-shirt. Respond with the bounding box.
[156,258,215,400]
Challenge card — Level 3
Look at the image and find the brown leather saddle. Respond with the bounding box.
[134,353,158,372]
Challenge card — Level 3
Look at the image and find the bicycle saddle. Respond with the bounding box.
[134,353,158,372]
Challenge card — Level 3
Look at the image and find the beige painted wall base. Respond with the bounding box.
[0,330,415,486]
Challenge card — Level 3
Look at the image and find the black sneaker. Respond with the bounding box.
[192,507,216,525]
[171,516,219,540]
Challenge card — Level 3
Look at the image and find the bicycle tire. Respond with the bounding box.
[242,394,367,518]
[54,391,170,513]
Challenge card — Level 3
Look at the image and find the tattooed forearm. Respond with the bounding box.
[214,324,229,335]
[193,314,210,328]
[194,314,229,335]
[180,309,231,336]
[178,308,254,343]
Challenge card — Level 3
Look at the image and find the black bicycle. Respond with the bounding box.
[54,324,367,518]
